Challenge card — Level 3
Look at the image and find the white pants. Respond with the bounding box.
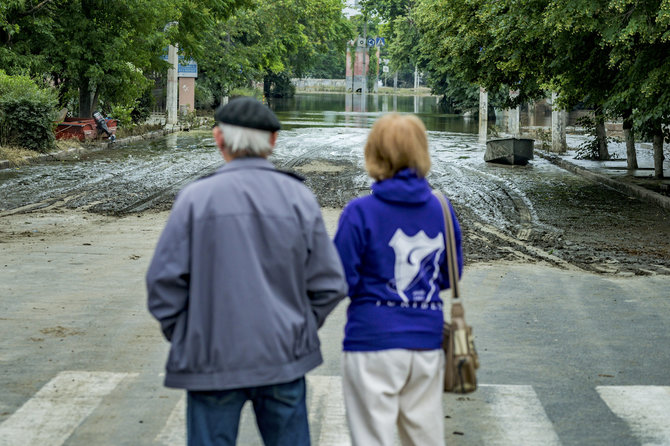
[342,349,445,446]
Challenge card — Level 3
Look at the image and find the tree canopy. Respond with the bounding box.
[1,0,351,113]
[195,0,351,99]
[413,0,669,173]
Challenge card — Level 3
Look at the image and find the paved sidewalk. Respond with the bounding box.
[533,134,670,210]
[537,150,670,211]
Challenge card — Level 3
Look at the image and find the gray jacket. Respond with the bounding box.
[146,157,347,390]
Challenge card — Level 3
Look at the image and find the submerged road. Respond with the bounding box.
[1,125,669,275]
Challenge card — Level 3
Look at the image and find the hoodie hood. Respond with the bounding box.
[371,168,432,204]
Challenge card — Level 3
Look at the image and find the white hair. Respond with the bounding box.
[219,123,274,156]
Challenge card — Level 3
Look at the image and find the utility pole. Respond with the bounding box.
[164,21,179,126]
[166,44,178,125]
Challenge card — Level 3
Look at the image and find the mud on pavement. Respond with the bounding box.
[289,158,670,277]
[2,137,669,278]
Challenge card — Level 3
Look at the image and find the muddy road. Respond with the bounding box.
[1,95,669,277]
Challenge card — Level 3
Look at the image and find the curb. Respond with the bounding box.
[536,150,670,211]
[0,127,179,170]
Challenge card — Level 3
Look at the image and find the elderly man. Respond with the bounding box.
[146,96,347,446]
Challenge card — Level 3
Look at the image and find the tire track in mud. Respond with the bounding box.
[0,188,96,217]
[3,131,667,276]
[429,162,577,270]
[114,162,222,214]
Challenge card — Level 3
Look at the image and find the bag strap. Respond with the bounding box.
[433,191,460,300]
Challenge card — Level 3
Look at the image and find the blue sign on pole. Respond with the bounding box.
[159,53,198,78]
[375,37,386,46]
[367,37,375,47]
[178,58,198,78]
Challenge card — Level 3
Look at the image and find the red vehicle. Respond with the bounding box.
[55,116,117,141]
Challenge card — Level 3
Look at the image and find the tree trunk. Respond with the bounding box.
[79,81,92,118]
[622,109,637,170]
[263,76,271,98]
[595,112,609,160]
[91,88,99,115]
[653,128,665,179]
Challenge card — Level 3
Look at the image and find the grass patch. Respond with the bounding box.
[229,87,264,100]
[0,145,42,166]
[115,123,164,139]
[55,139,83,151]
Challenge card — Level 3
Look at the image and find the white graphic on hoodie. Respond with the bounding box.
[388,229,444,302]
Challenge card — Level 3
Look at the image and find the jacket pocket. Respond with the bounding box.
[293,309,319,359]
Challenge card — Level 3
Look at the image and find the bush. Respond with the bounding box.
[110,104,134,129]
[263,72,295,98]
[195,83,215,110]
[0,71,58,152]
[574,115,613,160]
[229,87,263,100]
[130,87,154,124]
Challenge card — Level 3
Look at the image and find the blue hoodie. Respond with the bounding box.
[334,169,463,352]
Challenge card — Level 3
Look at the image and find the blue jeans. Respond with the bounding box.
[186,377,310,446]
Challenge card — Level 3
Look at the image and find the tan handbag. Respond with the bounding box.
[435,192,479,394]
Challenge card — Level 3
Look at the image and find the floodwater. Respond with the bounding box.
[1,93,669,275]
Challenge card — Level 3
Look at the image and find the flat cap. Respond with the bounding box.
[214,96,281,132]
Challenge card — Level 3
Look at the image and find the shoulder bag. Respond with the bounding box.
[434,191,479,394]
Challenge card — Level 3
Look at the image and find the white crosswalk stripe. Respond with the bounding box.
[597,386,670,446]
[0,371,135,446]
[461,384,562,445]
[3,371,670,446]
[155,393,186,445]
[153,375,350,446]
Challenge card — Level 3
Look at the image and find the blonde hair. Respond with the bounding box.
[364,113,431,181]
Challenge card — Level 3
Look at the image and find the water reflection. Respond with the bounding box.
[270,93,479,134]
[272,93,594,139]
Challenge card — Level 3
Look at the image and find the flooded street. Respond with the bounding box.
[1,93,669,275]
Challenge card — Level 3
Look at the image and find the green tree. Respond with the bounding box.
[415,0,669,172]
[198,0,351,99]
[358,0,420,87]
[1,0,246,117]
[305,42,347,78]
[360,0,484,110]
[600,0,670,178]
[415,0,546,108]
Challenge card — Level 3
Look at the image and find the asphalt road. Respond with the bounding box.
[1,209,669,446]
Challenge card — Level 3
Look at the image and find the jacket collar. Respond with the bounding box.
[215,157,275,174]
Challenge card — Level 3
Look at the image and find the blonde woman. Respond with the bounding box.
[334,113,463,446]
